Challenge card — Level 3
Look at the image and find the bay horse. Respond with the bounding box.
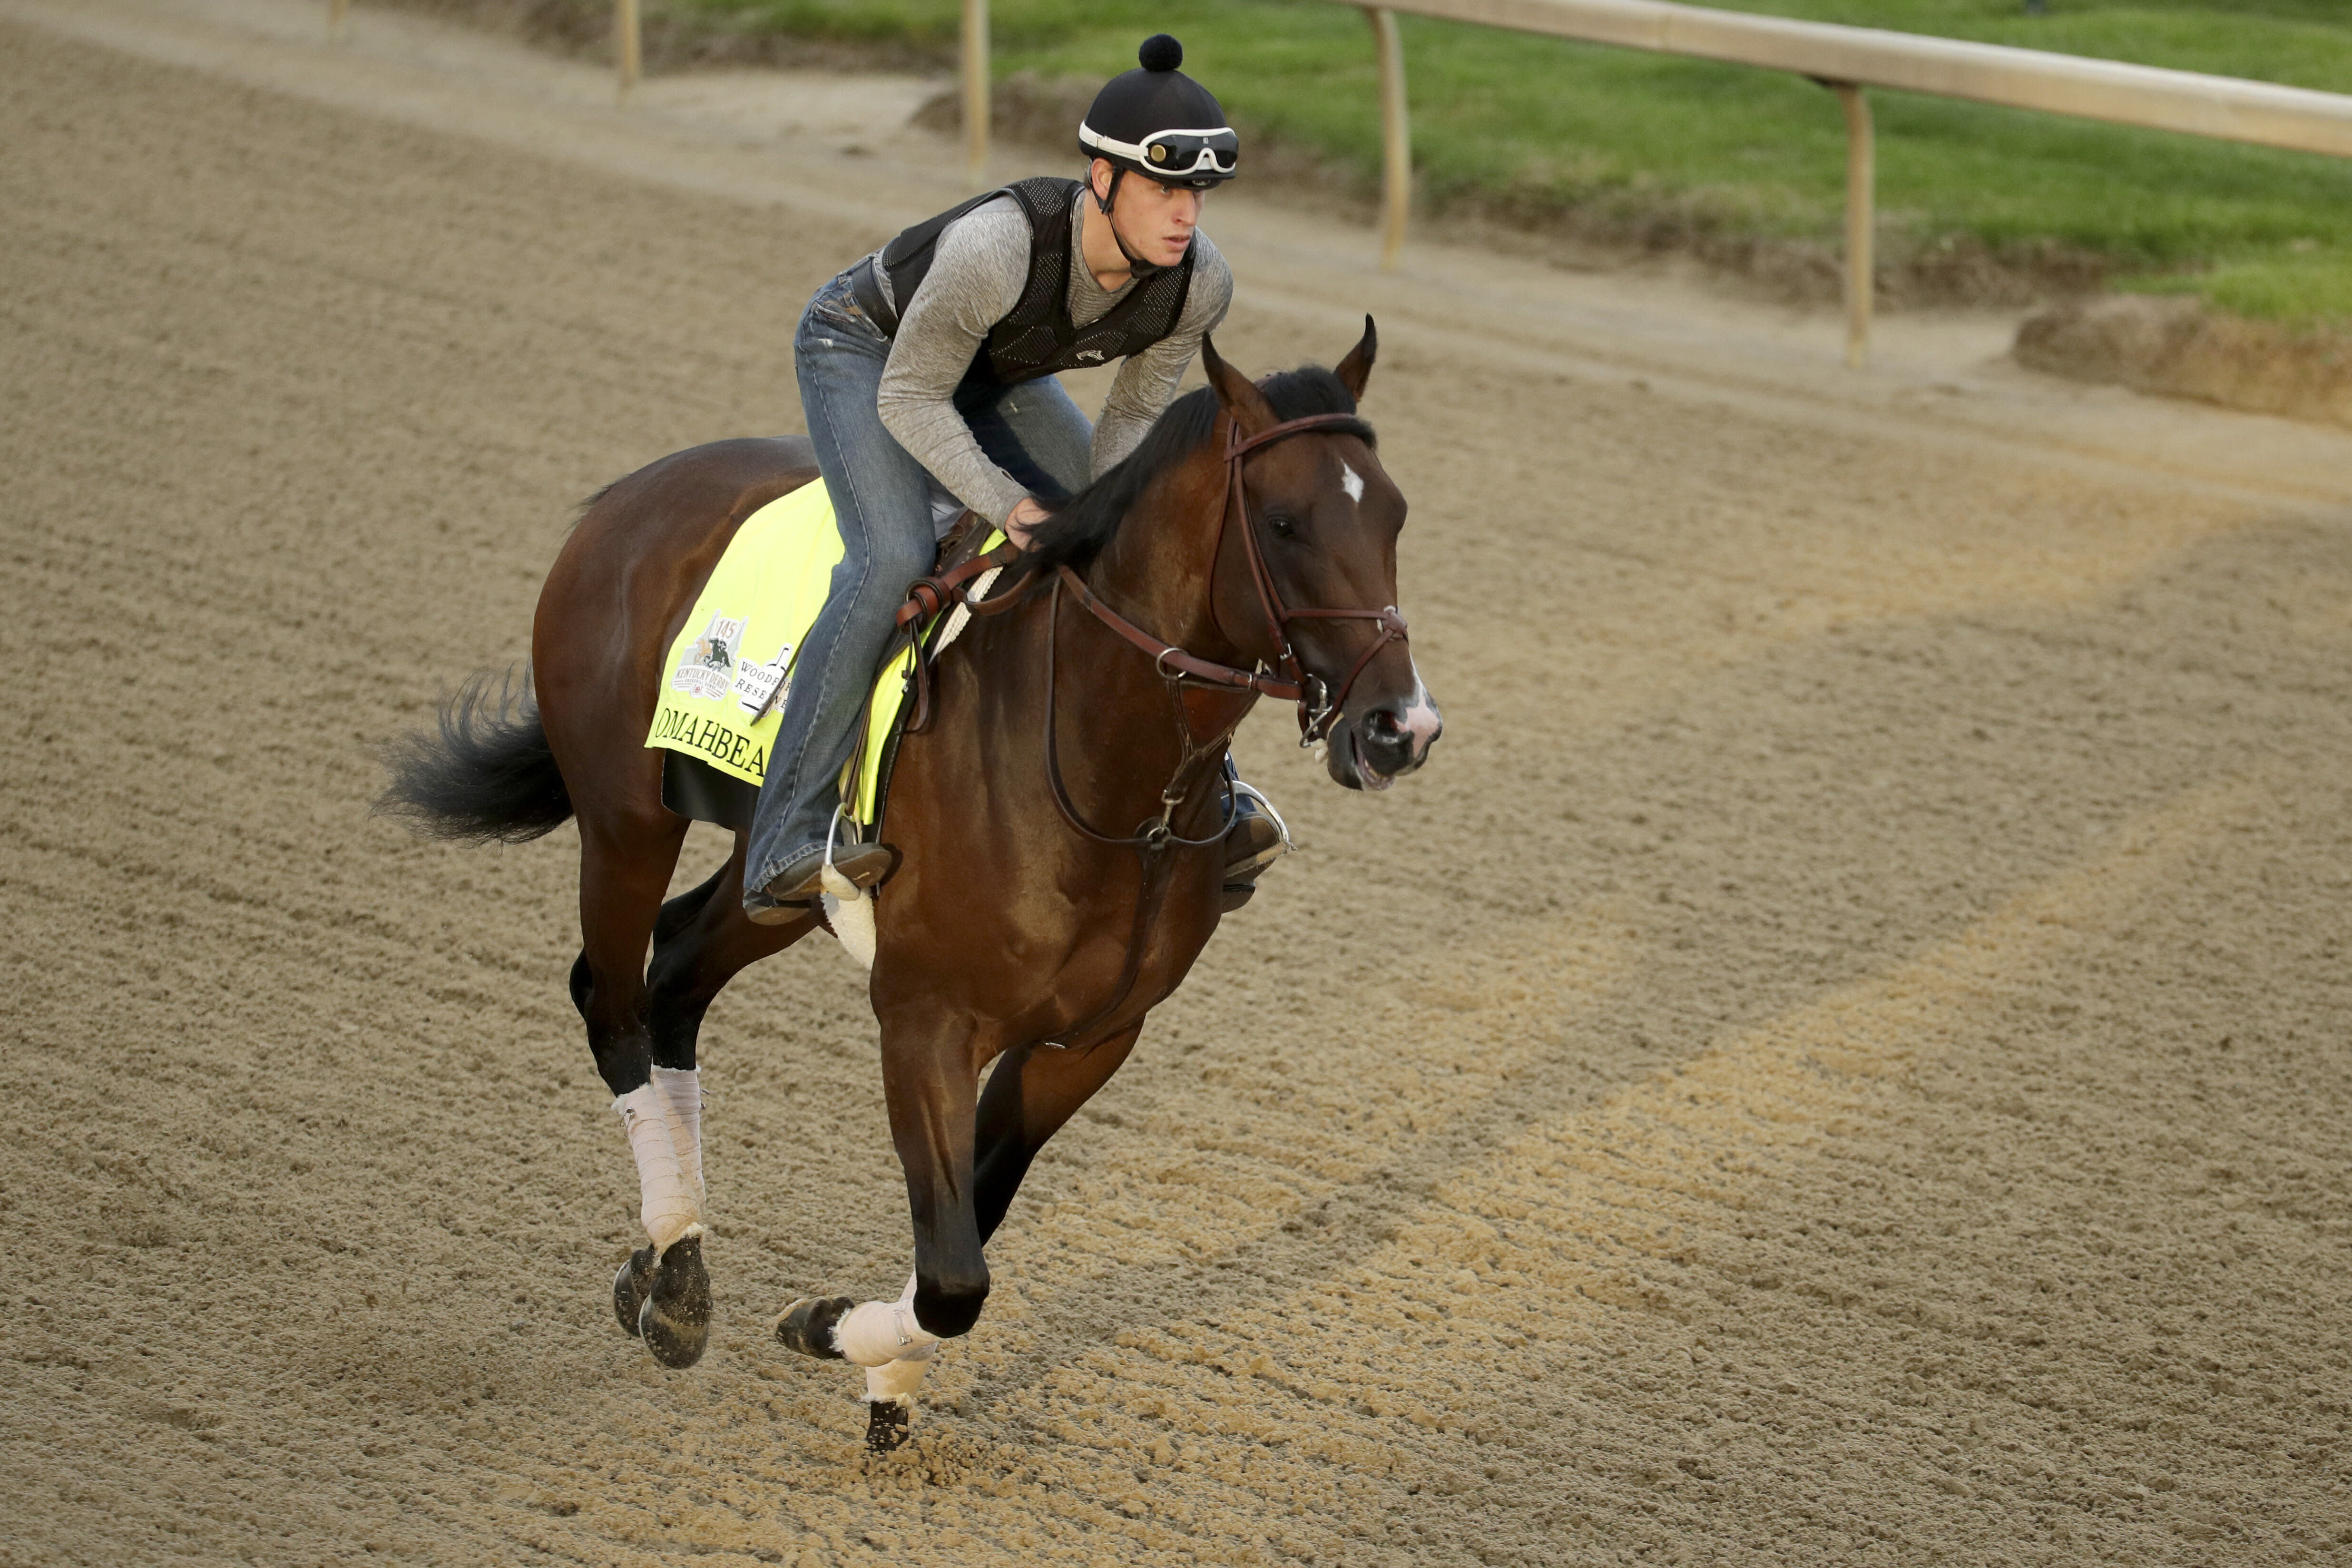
[380,323,1440,1450]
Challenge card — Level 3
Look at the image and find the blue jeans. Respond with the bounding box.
[745,271,1095,898]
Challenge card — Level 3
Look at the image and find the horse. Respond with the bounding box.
[379,321,1441,1451]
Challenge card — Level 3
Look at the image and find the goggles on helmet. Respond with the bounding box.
[1079,123,1240,183]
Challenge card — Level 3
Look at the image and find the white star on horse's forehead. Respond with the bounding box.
[1339,460,1364,504]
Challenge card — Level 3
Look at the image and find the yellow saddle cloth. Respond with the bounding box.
[644,481,997,828]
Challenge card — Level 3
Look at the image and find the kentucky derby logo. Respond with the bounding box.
[671,612,744,702]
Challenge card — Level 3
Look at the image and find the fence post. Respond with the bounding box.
[1831,81,1873,368]
[962,0,991,185]
[615,0,641,104]
[1365,7,1411,270]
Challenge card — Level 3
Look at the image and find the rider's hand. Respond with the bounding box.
[1006,496,1050,550]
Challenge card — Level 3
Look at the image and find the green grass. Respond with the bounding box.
[2125,254,2352,328]
[671,0,2352,319]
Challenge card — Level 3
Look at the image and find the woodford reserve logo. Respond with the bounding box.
[656,610,800,781]
[732,639,792,720]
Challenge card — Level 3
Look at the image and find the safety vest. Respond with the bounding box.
[862,176,1196,388]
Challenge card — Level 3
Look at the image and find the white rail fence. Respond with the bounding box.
[1337,0,2352,364]
[557,0,2352,366]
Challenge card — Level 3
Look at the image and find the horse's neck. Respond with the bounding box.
[1089,455,1238,668]
[1039,456,1254,790]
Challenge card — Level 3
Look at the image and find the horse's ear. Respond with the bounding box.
[1201,334,1277,434]
[1334,315,1377,402]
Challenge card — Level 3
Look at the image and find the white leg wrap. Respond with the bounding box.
[832,1272,941,1368]
[865,1356,935,1404]
[616,1083,700,1252]
[648,1065,705,1210]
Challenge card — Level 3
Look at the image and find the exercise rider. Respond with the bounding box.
[744,33,1287,923]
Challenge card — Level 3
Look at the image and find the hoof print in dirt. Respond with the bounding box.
[637,1234,711,1369]
[865,1399,911,1454]
[775,1295,855,1360]
[612,1245,658,1338]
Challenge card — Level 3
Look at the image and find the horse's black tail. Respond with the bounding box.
[375,667,574,843]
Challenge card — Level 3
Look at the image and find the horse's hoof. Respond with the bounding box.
[774,1295,855,1361]
[865,1399,911,1453]
[637,1233,711,1369]
[612,1244,658,1338]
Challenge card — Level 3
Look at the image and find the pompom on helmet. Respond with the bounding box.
[1078,35,1240,196]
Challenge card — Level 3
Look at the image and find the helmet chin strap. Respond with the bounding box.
[1093,166,1163,279]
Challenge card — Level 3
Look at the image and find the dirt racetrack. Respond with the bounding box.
[6,8,2352,1564]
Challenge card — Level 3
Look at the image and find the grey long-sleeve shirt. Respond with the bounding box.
[871,194,1233,528]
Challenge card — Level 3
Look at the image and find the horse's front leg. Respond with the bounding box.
[849,1022,1147,1357]
[774,1009,1001,1451]
[881,1012,993,1339]
[777,1011,988,1354]
[972,1026,1143,1245]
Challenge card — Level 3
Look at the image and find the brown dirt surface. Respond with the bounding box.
[2019,294,2352,431]
[5,8,2352,1566]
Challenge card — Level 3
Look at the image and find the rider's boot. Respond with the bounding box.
[1218,753,1291,914]
[744,838,896,926]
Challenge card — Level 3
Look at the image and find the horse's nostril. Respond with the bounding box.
[1367,708,1405,736]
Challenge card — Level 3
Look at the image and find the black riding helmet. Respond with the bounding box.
[1078,35,1240,193]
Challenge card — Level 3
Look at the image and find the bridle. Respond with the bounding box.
[888,405,1411,1047]
[897,407,1413,846]
[1057,410,1411,749]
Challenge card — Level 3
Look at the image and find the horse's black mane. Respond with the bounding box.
[1017,364,1372,577]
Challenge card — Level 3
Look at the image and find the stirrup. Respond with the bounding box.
[1230,779,1295,857]
[1222,779,1294,887]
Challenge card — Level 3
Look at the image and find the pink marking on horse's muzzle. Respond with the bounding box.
[1339,665,1442,791]
[1397,675,1443,757]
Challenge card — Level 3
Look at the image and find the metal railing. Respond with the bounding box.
[573,0,2352,366]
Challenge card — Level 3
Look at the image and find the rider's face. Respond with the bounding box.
[1092,161,1205,269]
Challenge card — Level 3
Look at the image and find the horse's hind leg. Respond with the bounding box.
[643,829,815,1073]
[572,806,728,1367]
[570,861,722,1025]
[617,831,818,1364]
[607,859,741,1243]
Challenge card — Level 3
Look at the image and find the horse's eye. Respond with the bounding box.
[1266,513,1297,538]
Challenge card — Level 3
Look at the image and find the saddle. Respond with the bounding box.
[648,490,1013,834]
